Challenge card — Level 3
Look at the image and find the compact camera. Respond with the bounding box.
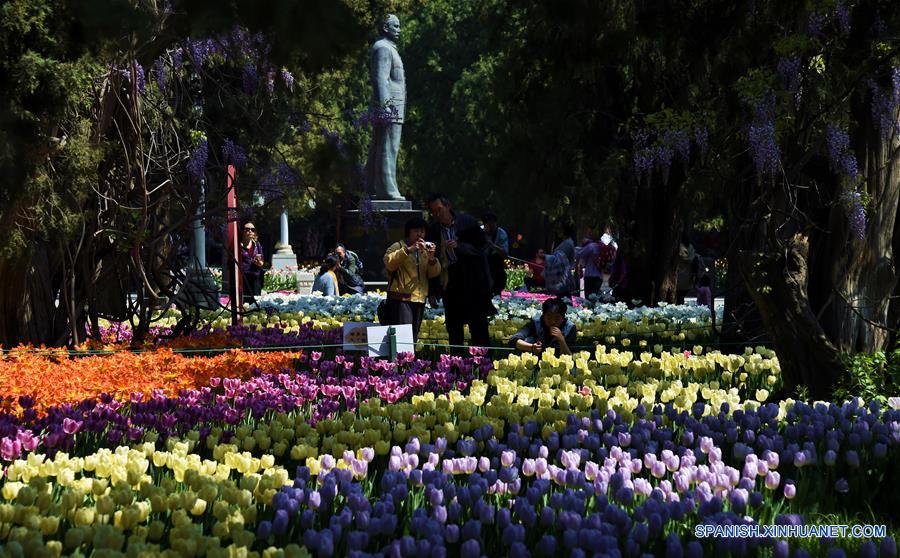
[424,242,436,251]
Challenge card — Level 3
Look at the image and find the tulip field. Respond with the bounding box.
[0,295,897,557]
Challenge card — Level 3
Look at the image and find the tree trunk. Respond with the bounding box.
[739,234,843,399]
[621,168,685,307]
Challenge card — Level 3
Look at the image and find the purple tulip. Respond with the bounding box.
[834,478,849,493]
[501,450,516,468]
[783,482,796,499]
[308,491,322,510]
[459,539,481,558]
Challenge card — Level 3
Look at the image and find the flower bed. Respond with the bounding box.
[0,348,300,413]
[85,293,719,352]
[0,345,896,556]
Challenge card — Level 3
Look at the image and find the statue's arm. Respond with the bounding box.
[372,46,393,107]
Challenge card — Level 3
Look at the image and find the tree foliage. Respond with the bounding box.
[0,0,366,346]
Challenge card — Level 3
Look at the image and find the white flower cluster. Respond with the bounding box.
[255,292,720,328]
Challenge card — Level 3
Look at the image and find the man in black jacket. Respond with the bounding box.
[426,193,496,351]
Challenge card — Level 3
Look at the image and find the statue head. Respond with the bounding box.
[380,14,400,42]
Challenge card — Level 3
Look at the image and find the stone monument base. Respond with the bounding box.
[271,245,297,272]
[297,271,315,295]
[341,202,423,284]
[371,199,412,211]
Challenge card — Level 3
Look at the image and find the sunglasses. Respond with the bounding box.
[244,227,256,231]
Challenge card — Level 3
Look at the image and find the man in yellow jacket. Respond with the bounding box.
[383,217,441,341]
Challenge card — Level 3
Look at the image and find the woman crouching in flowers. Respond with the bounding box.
[383,217,441,341]
[509,297,576,355]
[312,254,340,296]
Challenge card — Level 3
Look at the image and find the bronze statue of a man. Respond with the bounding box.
[366,14,406,201]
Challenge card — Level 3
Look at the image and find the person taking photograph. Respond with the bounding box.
[383,217,441,341]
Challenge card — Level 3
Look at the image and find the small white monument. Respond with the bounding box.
[271,209,297,271]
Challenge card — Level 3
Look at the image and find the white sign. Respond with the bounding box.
[343,322,375,351]
[365,324,415,358]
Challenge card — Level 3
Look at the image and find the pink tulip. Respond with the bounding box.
[15,431,38,452]
[0,437,22,461]
[62,418,82,435]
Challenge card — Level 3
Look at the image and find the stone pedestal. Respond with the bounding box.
[297,271,315,295]
[342,201,423,283]
[271,250,297,271]
[371,199,412,211]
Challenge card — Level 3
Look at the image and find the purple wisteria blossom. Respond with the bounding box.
[825,124,859,180]
[221,138,248,167]
[747,93,780,175]
[186,139,209,181]
[866,68,900,138]
[777,56,801,104]
[242,63,259,95]
[153,57,166,93]
[281,70,295,92]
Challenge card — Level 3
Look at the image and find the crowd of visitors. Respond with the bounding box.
[239,200,716,352]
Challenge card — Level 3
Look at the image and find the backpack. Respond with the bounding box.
[593,241,617,274]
